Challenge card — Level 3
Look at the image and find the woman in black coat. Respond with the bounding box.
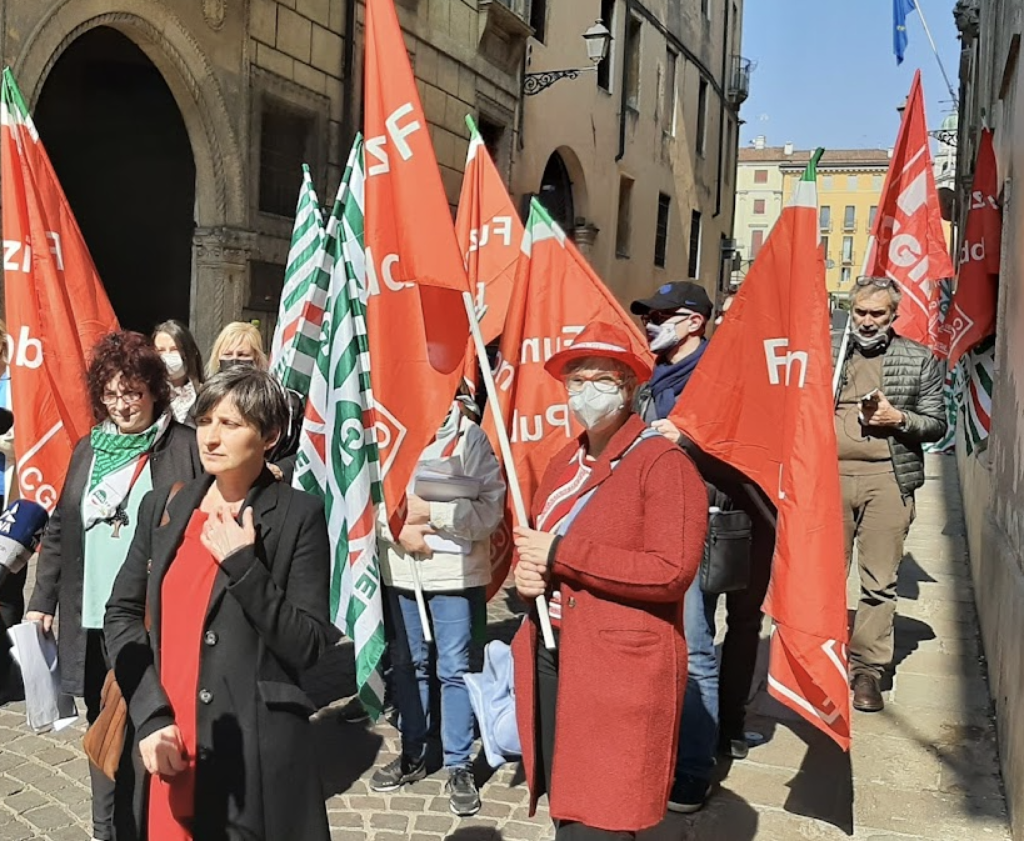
[26,331,201,841]
[105,367,333,841]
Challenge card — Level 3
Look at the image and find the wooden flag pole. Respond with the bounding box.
[462,291,557,650]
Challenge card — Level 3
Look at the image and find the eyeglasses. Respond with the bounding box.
[101,390,145,408]
[565,375,625,395]
[855,276,897,289]
[639,310,697,327]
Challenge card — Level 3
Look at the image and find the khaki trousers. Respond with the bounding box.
[841,471,916,680]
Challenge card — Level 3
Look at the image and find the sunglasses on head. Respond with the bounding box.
[855,276,897,289]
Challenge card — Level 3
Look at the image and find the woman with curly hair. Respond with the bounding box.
[26,330,202,841]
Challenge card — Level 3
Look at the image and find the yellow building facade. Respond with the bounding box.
[735,144,891,299]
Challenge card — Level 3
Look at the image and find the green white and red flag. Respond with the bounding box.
[269,164,327,395]
[294,137,386,716]
[0,67,118,509]
[670,152,852,749]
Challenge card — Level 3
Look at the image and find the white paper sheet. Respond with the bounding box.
[7,621,78,733]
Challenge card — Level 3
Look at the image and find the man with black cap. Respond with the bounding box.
[631,280,775,814]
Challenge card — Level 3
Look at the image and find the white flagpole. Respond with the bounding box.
[462,292,557,651]
[409,557,433,644]
[913,1,959,105]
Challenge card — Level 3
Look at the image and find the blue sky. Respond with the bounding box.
[739,1,961,150]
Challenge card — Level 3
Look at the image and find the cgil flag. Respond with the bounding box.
[294,136,386,716]
[269,164,327,395]
[865,70,954,353]
[455,115,523,345]
[936,129,1000,365]
[894,0,916,65]
[483,198,651,516]
[0,67,118,509]
[670,152,852,749]
[364,0,471,536]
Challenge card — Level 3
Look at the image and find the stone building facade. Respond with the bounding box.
[0,0,527,353]
[512,0,748,308]
[952,2,1024,838]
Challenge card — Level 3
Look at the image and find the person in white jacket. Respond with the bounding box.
[371,389,506,818]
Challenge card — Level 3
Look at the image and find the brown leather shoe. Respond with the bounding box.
[851,673,884,712]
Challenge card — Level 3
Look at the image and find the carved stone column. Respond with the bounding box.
[573,221,600,259]
[191,227,258,354]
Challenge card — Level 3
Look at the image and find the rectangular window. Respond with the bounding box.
[530,0,547,42]
[753,198,766,214]
[869,205,878,230]
[750,228,765,259]
[821,234,829,256]
[873,175,884,191]
[753,168,768,184]
[819,205,831,230]
[844,205,856,230]
[624,15,642,112]
[847,175,859,190]
[725,118,735,184]
[840,266,852,285]
[654,193,671,268]
[662,48,678,134]
[688,210,702,276]
[842,236,853,263]
[259,102,314,217]
[616,176,634,258]
[696,79,709,156]
[822,175,834,191]
[597,0,615,91]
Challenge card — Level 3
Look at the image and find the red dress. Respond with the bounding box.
[148,511,219,841]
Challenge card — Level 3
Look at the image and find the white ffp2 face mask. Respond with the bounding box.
[162,352,185,378]
[646,319,684,354]
[568,382,626,432]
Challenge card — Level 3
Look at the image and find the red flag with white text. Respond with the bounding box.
[483,199,652,516]
[865,70,954,352]
[936,129,1000,364]
[1,68,118,510]
[364,0,471,533]
[670,152,851,750]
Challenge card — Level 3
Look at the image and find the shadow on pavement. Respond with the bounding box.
[312,710,384,798]
[896,552,937,601]
[638,786,759,840]
[447,828,503,840]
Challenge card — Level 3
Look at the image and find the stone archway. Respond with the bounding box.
[14,0,251,350]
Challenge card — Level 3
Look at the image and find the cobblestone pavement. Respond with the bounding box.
[0,455,1012,840]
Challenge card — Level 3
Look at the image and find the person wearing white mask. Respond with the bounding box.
[511,320,706,838]
[153,320,205,426]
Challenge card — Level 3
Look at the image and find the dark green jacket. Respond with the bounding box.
[833,332,947,496]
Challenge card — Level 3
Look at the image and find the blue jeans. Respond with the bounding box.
[386,586,483,769]
[675,578,720,782]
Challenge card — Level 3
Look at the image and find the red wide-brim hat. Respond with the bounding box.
[543,321,653,382]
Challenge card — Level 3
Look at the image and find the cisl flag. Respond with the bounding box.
[484,198,651,514]
[670,153,851,749]
[364,0,471,532]
[1,68,118,509]
[455,115,522,344]
[936,129,1000,365]
[865,70,954,351]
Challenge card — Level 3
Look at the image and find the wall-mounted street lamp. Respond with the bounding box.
[522,20,612,96]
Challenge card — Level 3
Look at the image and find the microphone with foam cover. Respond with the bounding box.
[0,500,48,586]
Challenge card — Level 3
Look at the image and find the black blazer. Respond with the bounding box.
[105,471,333,841]
[27,421,201,696]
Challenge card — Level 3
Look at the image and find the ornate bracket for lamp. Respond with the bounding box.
[522,68,588,96]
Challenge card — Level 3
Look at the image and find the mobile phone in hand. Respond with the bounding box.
[860,389,880,406]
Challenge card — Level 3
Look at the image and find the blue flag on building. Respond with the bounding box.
[894,0,916,64]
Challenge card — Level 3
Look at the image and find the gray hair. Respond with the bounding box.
[194,368,289,438]
[851,277,903,309]
[562,357,639,389]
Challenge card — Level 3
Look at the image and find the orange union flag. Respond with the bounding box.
[1,68,117,509]
[485,199,651,514]
[364,0,471,532]
[455,115,522,344]
[865,70,954,352]
[670,152,851,749]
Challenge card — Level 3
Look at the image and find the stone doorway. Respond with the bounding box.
[34,26,196,334]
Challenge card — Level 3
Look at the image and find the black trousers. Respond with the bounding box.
[718,515,774,739]
[536,636,634,841]
[84,629,116,841]
[0,565,27,699]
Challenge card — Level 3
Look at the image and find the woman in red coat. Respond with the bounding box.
[512,321,707,838]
